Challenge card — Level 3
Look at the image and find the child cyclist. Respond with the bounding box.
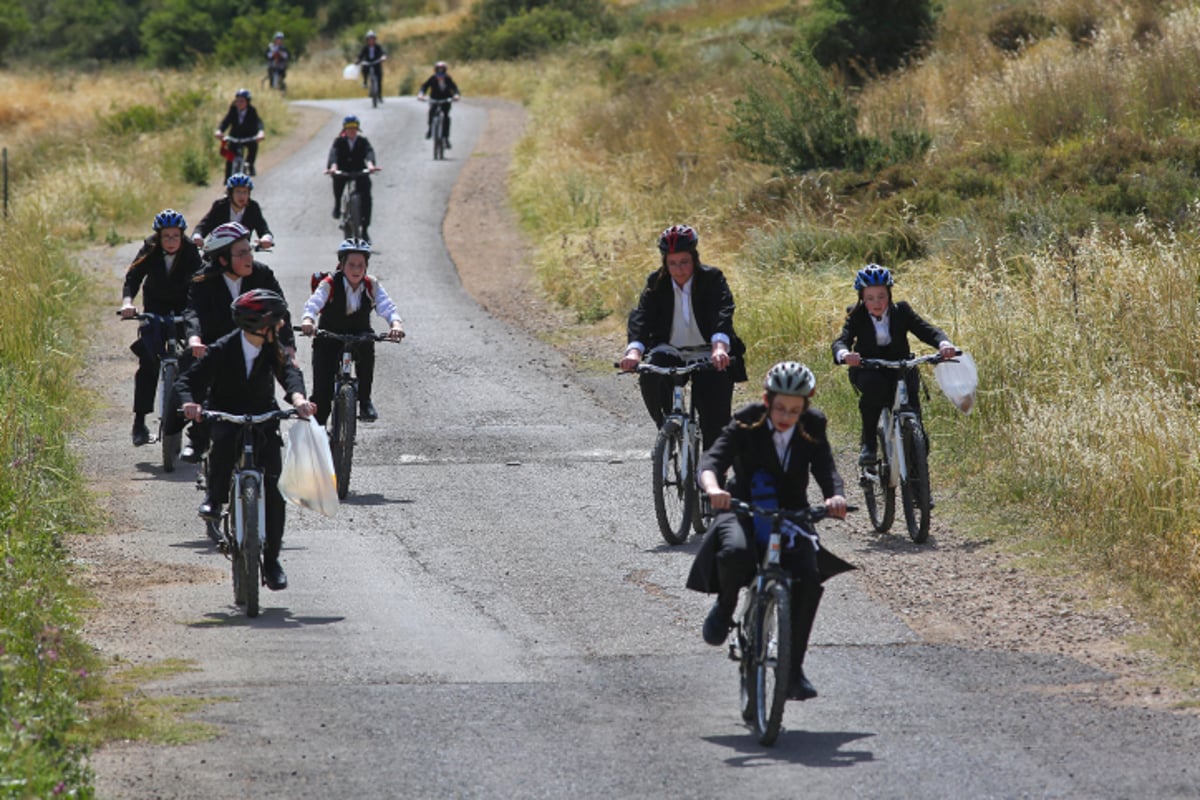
[120,209,204,446]
[192,173,274,250]
[831,264,957,465]
[177,289,315,591]
[687,362,853,701]
[299,238,405,424]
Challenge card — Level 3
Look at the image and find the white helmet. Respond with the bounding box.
[204,221,251,255]
[764,361,815,397]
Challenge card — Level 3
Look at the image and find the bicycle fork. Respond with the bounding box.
[232,467,266,550]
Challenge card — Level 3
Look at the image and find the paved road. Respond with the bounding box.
[85,97,1200,799]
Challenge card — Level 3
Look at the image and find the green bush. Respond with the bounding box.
[100,103,164,135]
[214,8,317,67]
[797,0,938,81]
[446,0,618,61]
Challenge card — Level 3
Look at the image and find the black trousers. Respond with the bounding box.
[311,336,375,426]
[709,512,824,680]
[131,338,161,415]
[849,366,921,444]
[426,103,452,138]
[637,349,733,450]
[331,174,373,227]
[205,422,286,561]
[224,142,259,179]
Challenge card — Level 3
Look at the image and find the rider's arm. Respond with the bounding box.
[369,280,404,329]
[831,308,859,365]
[301,278,332,325]
[896,301,954,357]
[805,410,845,502]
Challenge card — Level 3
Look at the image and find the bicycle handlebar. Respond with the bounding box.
[856,349,963,371]
[200,408,298,425]
[291,326,398,344]
[327,168,378,177]
[222,135,260,144]
[726,500,857,525]
[116,311,188,324]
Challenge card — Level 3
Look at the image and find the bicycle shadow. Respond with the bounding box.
[132,460,201,482]
[704,728,876,767]
[189,608,346,629]
[645,536,705,556]
[858,532,993,556]
[340,493,414,507]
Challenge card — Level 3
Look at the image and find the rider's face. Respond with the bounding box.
[766,393,808,433]
[665,251,694,287]
[159,227,183,255]
[229,186,251,208]
[225,240,254,278]
[341,254,367,287]
[861,285,890,318]
[234,96,248,109]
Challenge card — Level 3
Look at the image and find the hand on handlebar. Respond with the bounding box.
[619,349,642,372]
[707,487,732,511]
[188,337,207,359]
[710,341,730,372]
[939,343,959,359]
[182,401,203,422]
[119,304,137,319]
[824,495,848,520]
[300,319,315,337]
[387,323,405,342]
[290,394,316,419]
[842,352,862,366]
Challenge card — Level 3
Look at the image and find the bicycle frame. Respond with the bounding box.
[862,353,942,490]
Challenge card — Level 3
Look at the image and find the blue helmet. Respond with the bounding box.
[235,88,252,100]
[226,173,254,191]
[153,208,187,232]
[343,115,360,129]
[854,264,893,291]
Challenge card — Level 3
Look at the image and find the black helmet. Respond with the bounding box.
[231,289,287,332]
[657,223,699,255]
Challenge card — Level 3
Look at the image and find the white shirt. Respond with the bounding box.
[870,311,892,346]
[223,274,243,300]
[302,273,403,325]
[769,421,795,470]
[240,331,262,377]
[669,277,706,348]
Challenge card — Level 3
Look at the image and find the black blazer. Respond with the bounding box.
[184,263,295,349]
[626,263,748,382]
[686,402,850,593]
[175,329,305,416]
[831,301,949,363]
[123,237,203,314]
[217,104,264,139]
[327,135,376,171]
[193,197,272,241]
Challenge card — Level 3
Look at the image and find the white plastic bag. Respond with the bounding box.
[934,351,979,414]
[342,63,360,80]
[278,417,339,517]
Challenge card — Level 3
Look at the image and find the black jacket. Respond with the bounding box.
[626,263,748,382]
[193,197,272,241]
[419,74,459,100]
[123,237,203,314]
[831,301,949,363]
[217,104,264,139]
[327,134,376,171]
[184,263,295,349]
[175,329,305,416]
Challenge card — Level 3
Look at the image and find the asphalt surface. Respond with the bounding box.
[83,96,1200,799]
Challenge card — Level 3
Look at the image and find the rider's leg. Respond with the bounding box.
[692,369,734,450]
[426,104,435,138]
[130,339,158,445]
[358,177,373,239]
[636,348,681,428]
[784,545,823,700]
[702,514,755,645]
[331,175,346,218]
[245,142,259,176]
[310,339,339,427]
[444,107,452,148]
[851,367,892,464]
[353,339,377,420]
[200,424,236,518]
[262,433,288,590]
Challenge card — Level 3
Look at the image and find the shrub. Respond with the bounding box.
[446,0,619,61]
[797,0,939,81]
[987,8,1054,53]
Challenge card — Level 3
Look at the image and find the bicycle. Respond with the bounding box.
[620,346,718,545]
[360,58,385,107]
[724,500,852,746]
[222,135,259,177]
[265,63,287,94]
[328,168,376,240]
[197,408,297,618]
[119,311,188,472]
[854,350,960,543]
[295,327,399,499]
[426,98,452,161]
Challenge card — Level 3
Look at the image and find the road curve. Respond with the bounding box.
[80,97,1200,799]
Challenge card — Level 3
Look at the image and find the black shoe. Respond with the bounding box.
[858,442,877,466]
[702,601,734,646]
[264,559,288,591]
[197,499,222,521]
[248,163,256,176]
[180,443,201,463]
[131,422,151,447]
[359,400,378,422]
[332,207,341,219]
[787,671,818,701]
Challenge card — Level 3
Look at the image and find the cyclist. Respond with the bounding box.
[325,115,379,241]
[265,31,289,90]
[119,209,203,447]
[831,264,957,465]
[417,60,460,148]
[191,173,274,250]
[177,289,316,591]
[687,361,852,701]
[175,222,297,461]
[356,30,387,96]
[214,88,265,179]
[618,224,747,449]
[300,238,405,424]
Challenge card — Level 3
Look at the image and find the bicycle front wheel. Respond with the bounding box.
[239,476,262,617]
[899,419,932,543]
[370,73,380,107]
[753,580,792,746]
[688,426,708,536]
[432,114,445,161]
[343,191,363,240]
[330,383,357,500]
[862,428,895,533]
[159,362,180,473]
[652,419,693,545]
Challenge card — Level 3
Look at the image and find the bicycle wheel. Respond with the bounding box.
[370,73,381,107]
[239,476,262,617]
[753,580,792,746]
[231,152,246,177]
[688,425,708,536]
[343,191,363,240]
[899,419,932,543]
[330,383,357,500]
[652,419,693,545]
[159,362,180,473]
[738,603,757,724]
[432,113,445,161]
[861,428,895,533]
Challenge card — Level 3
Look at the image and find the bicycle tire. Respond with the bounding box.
[862,428,895,533]
[331,383,357,500]
[652,419,692,545]
[239,476,262,617]
[899,419,932,543]
[738,608,757,723]
[159,362,180,472]
[754,580,791,746]
[343,191,363,240]
[370,73,381,107]
[688,424,707,536]
[231,153,246,177]
[432,112,445,161]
